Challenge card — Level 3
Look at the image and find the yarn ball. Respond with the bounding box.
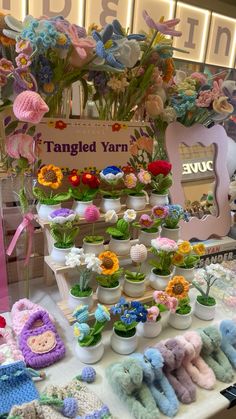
[81,366,96,383]
[0,315,6,328]
[130,243,147,263]
[84,205,100,222]
[60,397,78,418]
[13,91,49,123]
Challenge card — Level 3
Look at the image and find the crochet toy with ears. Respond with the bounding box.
[132,348,179,417]
[198,325,234,382]
[106,358,160,419]
[155,339,196,404]
[220,319,236,368]
[176,331,216,390]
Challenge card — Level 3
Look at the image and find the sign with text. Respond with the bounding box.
[85,0,133,28]
[28,0,85,25]
[182,158,214,181]
[35,119,153,172]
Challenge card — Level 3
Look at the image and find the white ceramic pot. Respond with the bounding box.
[175,266,195,282]
[37,203,61,221]
[161,226,180,241]
[149,192,169,207]
[109,237,131,256]
[68,290,93,310]
[149,268,172,290]
[74,340,104,364]
[194,299,216,320]
[50,245,73,265]
[83,240,105,256]
[126,195,147,210]
[110,329,138,355]
[137,321,162,338]
[96,284,121,304]
[138,229,160,246]
[123,277,146,297]
[101,197,121,213]
[73,200,92,217]
[168,311,192,330]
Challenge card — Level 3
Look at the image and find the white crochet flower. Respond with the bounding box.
[130,244,147,263]
[123,209,137,223]
[115,39,141,68]
[65,248,85,267]
[104,209,118,224]
[151,237,178,252]
[84,253,102,274]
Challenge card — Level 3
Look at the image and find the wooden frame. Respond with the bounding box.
[165,122,231,240]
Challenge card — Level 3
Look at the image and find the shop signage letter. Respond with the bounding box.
[100,0,119,26]
[42,0,72,18]
[184,17,199,49]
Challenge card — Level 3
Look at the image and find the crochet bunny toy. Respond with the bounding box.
[220,319,236,368]
[176,331,216,390]
[106,358,160,419]
[155,339,196,404]
[132,348,179,417]
[198,325,234,382]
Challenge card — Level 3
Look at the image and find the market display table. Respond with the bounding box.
[3,287,235,419]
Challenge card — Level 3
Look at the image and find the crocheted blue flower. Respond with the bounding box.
[102,165,122,176]
[38,66,53,84]
[121,310,137,325]
[74,322,90,341]
[60,397,78,417]
[72,305,89,322]
[111,297,128,315]
[95,304,110,322]
[80,366,96,383]
[92,25,124,70]
[112,19,145,41]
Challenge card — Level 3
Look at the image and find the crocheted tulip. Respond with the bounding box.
[60,397,78,418]
[84,205,100,222]
[13,91,49,123]
[0,315,6,329]
[76,366,96,383]
[130,244,148,263]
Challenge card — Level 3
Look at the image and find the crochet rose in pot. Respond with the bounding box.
[165,275,192,330]
[107,209,137,256]
[149,237,177,290]
[172,241,206,282]
[96,251,123,304]
[73,304,110,364]
[69,170,100,217]
[147,160,172,206]
[124,244,148,298]
[100,166,124,213]
[123,169,151,210]
[133,213,161,246]
[192,264,218,320]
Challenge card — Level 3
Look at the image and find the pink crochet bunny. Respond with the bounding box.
[182,331,216,390]
[155,339,196,404]
[0,327,24,365]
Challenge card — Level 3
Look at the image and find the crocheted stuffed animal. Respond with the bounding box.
[132,348,179,417]
[198,325,234,382]
[220,319,236,368]
[106,358,160,419]
[155,339,196,404]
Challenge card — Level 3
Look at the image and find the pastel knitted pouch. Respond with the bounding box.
[0,326,24,366]
[0,360,39,415]
[19,310,65,369]
[11,298,54,336]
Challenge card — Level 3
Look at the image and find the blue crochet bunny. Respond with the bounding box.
[220,319,236,368]
[131,348,179,417]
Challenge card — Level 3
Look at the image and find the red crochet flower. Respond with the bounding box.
[148,160,172,177]
[0,315,6,329]
[82,173,100,189]
[112,123,121,132]
[55,120,67,130]
[69,172,80,186]
[122,165,135,174]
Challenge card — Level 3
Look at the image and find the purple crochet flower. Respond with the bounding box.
[78,366,96,383]
[48,208,76,224]
[60,397,78,417]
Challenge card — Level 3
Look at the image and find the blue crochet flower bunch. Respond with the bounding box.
[73,304,110,347]
[163,204,185,229]
[111,298,148,338]
[21,19,60,50]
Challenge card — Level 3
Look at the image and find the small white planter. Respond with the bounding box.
[149,192,169,207]
[126,195,147,211]
[37,203,61,221]
[75,340,104,364]
[96,284,121,304]
[138,229,160,246]
[194,299,216,321]
[123,277,146,298]
[149,268,172,290]
[109,237,131,256]
[161,226,180,241]
[101,197,121,213]
[73,200,93,217]
[110,329,138,355]
[83,240,105,256]
[68,290,93,310]
[169,311,192,330]
[137,321,162,338]
[175,266,195,282]
[50,245,73,265]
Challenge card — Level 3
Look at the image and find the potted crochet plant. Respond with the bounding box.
[107,210,137,256]
[160,204,185,241]
[68,170,100,217]
[33,164,70,220]
[48,209,80,264]
[165,276,192,330]
[147,160,172,206]
[82,205,104,255]
[137,290,178,338]
[172,241,206,282]
[123,244,148,297]
[65,248,102,310]
[133,213,161,246]
[73,304,110,364]
[110,298,147,354]
[123,169,151,210]
[100,165,124,213]
[149,237,177,290]
[96,251,123,304]
[192,265,217,320]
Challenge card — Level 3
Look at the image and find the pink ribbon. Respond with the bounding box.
[0,213,9,312]
[6,213,34,266]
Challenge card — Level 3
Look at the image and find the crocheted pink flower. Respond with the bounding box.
[191,72,207,85]
[152,205,168,219]
[0,58,14,74]
[130,244,147,263]
[139,214,154,229]
[16,53,32,69]
[196,90,213,108]
[137,169,151,185]
[167,297,178,312]
[124,173,137,188]
[6,133,36,164]
[84,205,100,222]
[147,306,159,322]
[13,91,49,123]
[16,40,33,55]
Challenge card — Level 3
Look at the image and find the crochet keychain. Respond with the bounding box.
[220,319,236,368]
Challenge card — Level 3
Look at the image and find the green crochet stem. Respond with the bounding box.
[39,395,64,407]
